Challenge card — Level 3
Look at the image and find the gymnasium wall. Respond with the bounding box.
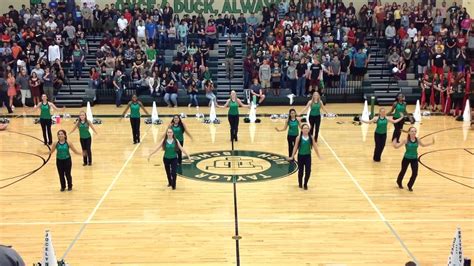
[1,0,471,20]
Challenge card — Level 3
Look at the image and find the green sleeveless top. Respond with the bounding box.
[310,101,321,116]
[375,117,388,134]
[78,121,91,139]
[172,125,184,142]
[393,102,406,119]
[404,139,418,159]
[130,102,141,118]
[228,100,239,115]
[164,139,177,159]
[56,142,71,160]
[40,103,51,119]
[288,119,299,137]
[298,136,312,155]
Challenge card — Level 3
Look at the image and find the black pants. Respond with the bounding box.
[228,114,239,141]
[287,135,297,157]
[40,118,53,145]
[0,91,12,113]
[309,115,321,142]
[163,157,178,189]
[397,157,418,189]
[177,140,184,165]
[57,158,72,189]
[80,137,92,164]
[297,154,311,187]
[130,118,140,143]
[373,132,387,162]
[392,119,404,142]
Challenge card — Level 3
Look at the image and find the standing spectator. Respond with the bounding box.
[431,47,446,78]
[309,57,322,93]
[117,15,128,32]
[237,13,247,33]
[225,39,235,79]
[287,60,297,95]
[6,72,16,110]
[136,20,147,45]
[177,20,188,47]
[168,23,177,48]
[145,18,156,44]
[48,43,60,63]
[385,22,396,48]
[0,73,13,113]
[16,68,30,107]
[42,67,55,102]
[45,16,58,31]
[445,32,457,65]
[205,21,217,49]
[29,72,41,106]
[113,70,125,107]
[71,44,84,80]
[340,49,351,89]
[243,54,253,89]
[331,56,341,88]
[296,58,308,96]
[157,20,168,49]
[247,12,258,31]
[416,45,430,79]
[353,48,368,81]
[259,59,272,94]
[81,2,92,33]
[456,46,467,73]
[271,61,282,96]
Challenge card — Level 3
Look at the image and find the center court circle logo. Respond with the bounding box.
[178,150,298,183]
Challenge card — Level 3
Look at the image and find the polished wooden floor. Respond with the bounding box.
[0,104,473,265]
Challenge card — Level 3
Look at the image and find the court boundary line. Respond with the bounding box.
[0,131,51,189]
[1,218,474,226]
[61,128,150,260]
[319,134,418,264]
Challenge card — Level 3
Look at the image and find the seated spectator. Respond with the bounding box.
[147,71,160,96]
[187,80,198,108]
[249,78,265,105]
[204,80,216,106]
[89,67,100,90]
[164,79,178,107]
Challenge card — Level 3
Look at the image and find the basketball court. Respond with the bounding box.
[0,104,472,265]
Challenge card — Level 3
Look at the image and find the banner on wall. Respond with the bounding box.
[114,0,278,15]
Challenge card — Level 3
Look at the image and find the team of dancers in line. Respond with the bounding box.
[10,90,437,192]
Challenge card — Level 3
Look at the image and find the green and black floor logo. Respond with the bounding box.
[178,150,298,183]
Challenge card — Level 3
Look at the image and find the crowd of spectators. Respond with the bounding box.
[0,1,472,112]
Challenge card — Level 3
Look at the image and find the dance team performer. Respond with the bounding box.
[288,123,322,190]
[361,108,403,162]
[148,127,189,190]
[169,115,192,165]
[32,94,62,145]
[300,91,330,142]
[121,94,149,144]
[70,111,99,166]
[218,90,249,142]
[392,127,435,191]
[275,108,302,157]
[46,130,81,191]
[388,93,408,143]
